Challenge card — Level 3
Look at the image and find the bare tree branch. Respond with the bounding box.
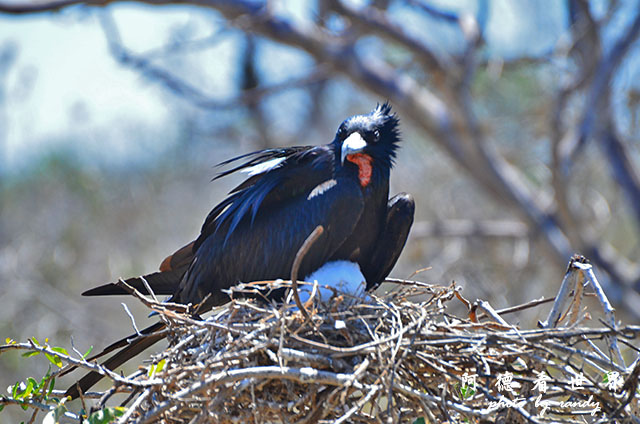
[98,11,329,110]
[405,0,459,23]
[0,0,93,14]
[600,125,640,226]
[561,9,640,164]
[138,25,231,59]
[0,0,262,15]
[546,7,640,296]
[328,0,453,75]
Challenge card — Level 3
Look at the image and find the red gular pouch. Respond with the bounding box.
[346,153,373,188]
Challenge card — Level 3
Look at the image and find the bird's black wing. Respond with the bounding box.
[197,146,315,249]
[212,146,311,183]
[173,145,365,307]
[81,147,313,298]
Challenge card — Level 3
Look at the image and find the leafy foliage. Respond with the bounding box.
[0,337,96,422]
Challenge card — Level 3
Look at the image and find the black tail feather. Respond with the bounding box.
[82,271,183,297]
[64,321,166,399]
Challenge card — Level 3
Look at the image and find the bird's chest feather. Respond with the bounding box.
[334,179,388,262]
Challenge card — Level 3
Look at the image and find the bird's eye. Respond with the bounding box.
[337,126,346,138]
[373,129,380,141]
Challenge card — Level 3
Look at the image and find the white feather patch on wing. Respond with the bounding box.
[297,260,366,303]
[307,179,337,200]
[242,157,286,176]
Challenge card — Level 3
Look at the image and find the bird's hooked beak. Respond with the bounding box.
[341,132,367,164]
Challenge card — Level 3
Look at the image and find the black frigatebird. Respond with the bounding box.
[66,102,414,398]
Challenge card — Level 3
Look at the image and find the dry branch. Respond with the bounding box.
[2,256,640,422]
[41,260,637,423]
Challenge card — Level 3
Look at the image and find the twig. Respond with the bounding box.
[539,255,583,329]
[472,299,511,327]
[566,264,585,326]
[333,383,379,424]
[0,397,80,420]
[383,277,439,291]
[117,388,150,424]
[492,296,555,317]
[0,340,162,390]
[114,278,188,314]
[141,365,369,423]
[290,225,324,322]
[121,302,142,337]
[577,261,625,366]
[139,276,159,304]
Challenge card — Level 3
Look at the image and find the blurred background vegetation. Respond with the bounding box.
[1,0,640,420]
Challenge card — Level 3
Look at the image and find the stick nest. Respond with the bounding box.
[99,278,640,424]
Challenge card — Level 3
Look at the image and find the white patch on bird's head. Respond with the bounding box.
[307,179,337,200]
[242,157,286,176]
[298,260,366,303]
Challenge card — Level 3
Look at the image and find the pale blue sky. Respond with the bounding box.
[0,1,600,174]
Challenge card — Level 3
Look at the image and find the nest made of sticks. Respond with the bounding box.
[84,258,640,424]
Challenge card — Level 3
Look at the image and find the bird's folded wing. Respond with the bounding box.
[173,147,365,307]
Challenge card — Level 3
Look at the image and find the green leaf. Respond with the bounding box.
[460,384,476,399]
[23,379,35,398]
[35,370,53,396]
[31,337,41,346]
[0,403,5,412]
[84,407,126,424]
[22,351,39,358]
[83,346,94,359]
[148,359,166,377]
[12,381,21,399]
[36,375,48,392]
[413,418,426,424]
[51,346,69,356]
[48,378,56,397]
[44,353,63,368]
